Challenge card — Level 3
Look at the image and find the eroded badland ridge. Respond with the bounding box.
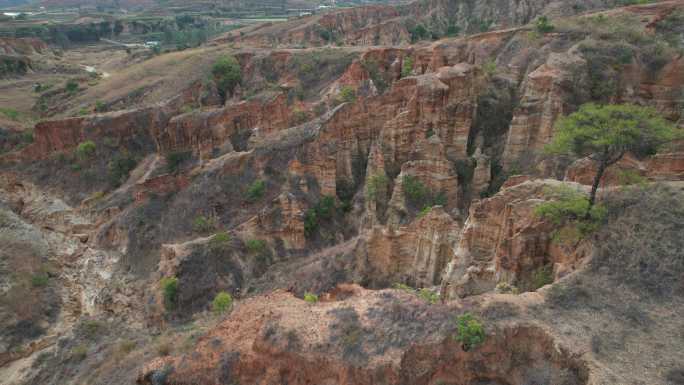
[1,0,684,384]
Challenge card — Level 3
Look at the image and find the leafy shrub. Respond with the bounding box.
[245,179,266,202]
[361,59,389,93]
[402,175,429,207]
[65,80,79,94]
[212,55,242,102]
[531,265,554,290]
[453,313,485,351]
[393,283,439,304]
[446,24,460,37]
[304,208,318,237]
[534,16,555,34]
[70,344,88,361]
[0,107,19,120]
[165,150,191,174]
[336,179,355,211]
[468,17,492,33]
[482,60,497,77]
[291,108,310,125]
[616,170,646,186]
[316,195,336,219]
[209,231,231,251]
[304,292,318,303]
[304,195,337,238]
[156,339,172,356]
[75,140,96,160]
[108,153,137,187]
[401,56,414,78]
[534,185,607,241]
[417,288,439,304]
[80,319,105,340]
[160,277,178,311]
[193,215,217,233]
[338,86,356,103]
[94,100,106,112]
[417,206,432,218]
[495,282,519,294]
[31,273,49,287]
[212,291,233,314]
[118,339,137,355]
[408,24,429,42]
[366,174,389,200]
[245,238,267,254]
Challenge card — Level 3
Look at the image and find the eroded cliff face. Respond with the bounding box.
[440,179,591,299]
[2,2,684,385]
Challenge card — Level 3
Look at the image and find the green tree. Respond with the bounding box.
[212,55,242,103]
[547,103,679,213]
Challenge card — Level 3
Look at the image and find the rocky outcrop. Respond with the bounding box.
[238,191,307,251]
[441,179,591,299]
[158,92,294,157]
[359,206,460,288]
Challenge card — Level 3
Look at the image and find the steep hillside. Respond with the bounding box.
[218,0,667,47]
[1,1,683,385]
